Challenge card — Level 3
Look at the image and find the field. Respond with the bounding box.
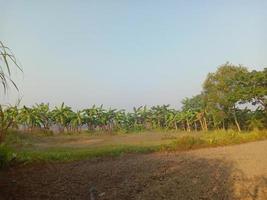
[1,2,267,200]
[1,131,267,199]
[1,130,267,163]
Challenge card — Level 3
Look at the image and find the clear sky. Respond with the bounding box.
[1,0,266,110]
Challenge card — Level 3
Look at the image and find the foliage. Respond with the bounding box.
[238,68,267,111]
[203,63,249,131]
[0,41,22,145]
[0,105,19,143]
[0,63,266,143]
[0,41,22,93]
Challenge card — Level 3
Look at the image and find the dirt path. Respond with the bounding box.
[1,140,267,200]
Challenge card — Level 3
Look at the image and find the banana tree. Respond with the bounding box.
[178,110,196,132]
[113,109,127,131]
[83,105,97,131]
[70,110,85,132]
[52,103,73,132]
[18,106,42,131]
[150,105,170,129]
[103,108,117,132]
[83,105,105,131]
[132,106,150,130]
[33,103,52,130]
[166,110,183,130]
[0,105,19,142]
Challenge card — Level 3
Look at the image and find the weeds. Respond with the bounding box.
[0,144,17,168]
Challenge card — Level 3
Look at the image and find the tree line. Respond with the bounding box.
[0,63,266,141]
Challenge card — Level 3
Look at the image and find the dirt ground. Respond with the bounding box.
[18,132,176,150]
[1,140,267,200]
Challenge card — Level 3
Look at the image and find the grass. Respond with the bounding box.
[1,129,267,166]
[165,130,267,151]
[0,144,17,168]
[17,145,161,163]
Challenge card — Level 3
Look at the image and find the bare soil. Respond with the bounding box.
[27,132,176,150]
[1,140,267,200]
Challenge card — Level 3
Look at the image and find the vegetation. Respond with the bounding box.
[0,42,266,167]
[0,63,266,143]
[1,130,266,164]
[0,41,22,92]
[0,41,22,143]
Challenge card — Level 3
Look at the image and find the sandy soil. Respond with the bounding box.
[1,140,267,200]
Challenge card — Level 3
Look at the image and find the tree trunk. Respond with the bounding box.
[0,130,4,144]
[222,120,225,130]
[0,127,8,143]
[199,119,204,131]
[203,116,208,131]
[233,109,241,132]
[174,122,178,130]
[186,119,191,132]
[194,121,197,131]
[182,123,186,131]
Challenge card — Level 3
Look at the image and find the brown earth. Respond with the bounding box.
[33,132,175,149]
[1,140,267,200]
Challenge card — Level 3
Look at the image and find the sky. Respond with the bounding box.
[1,0,266,110]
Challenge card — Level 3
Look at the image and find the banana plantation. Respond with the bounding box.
[1,40,266,142]
[0,99,265,138]
[1,39,267,142]
[1,4,267,199]
[0,67,266,143]
[1,65,267,142]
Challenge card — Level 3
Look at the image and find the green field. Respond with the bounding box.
[1,130,266,166]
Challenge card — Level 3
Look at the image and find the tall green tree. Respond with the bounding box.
[203,63,248,131]
[238,68,267,112]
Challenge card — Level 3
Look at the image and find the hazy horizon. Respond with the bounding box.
[1,0,266,110]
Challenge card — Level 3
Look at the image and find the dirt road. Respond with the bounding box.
[1,140,267,200]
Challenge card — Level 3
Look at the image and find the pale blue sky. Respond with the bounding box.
[1,0,266,110]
